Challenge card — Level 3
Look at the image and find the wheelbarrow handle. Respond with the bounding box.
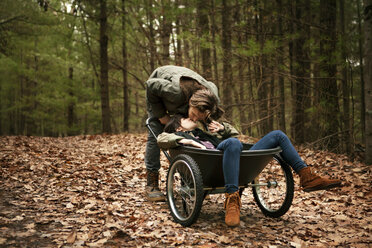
[145,117,172,162]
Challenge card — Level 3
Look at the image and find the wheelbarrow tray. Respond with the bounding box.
[169,143,282,188]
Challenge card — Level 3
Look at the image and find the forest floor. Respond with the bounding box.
[0,134,371,247]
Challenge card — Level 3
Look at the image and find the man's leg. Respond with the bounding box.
[250,130,341,192]
[144,118,165,201]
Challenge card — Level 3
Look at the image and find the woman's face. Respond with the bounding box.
[179,118,198,131]
[188,106,207,122]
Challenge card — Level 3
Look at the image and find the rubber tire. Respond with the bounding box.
[252,155,294,218]
[166,154,204,227]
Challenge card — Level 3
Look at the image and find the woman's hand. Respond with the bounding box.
[178,139,207,149]
[208,121,224,133]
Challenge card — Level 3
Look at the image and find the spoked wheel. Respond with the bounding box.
[252,155,294,218]
[166,154,204,227]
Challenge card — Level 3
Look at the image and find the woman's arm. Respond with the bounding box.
[157,132,206,149]
[178,139,207,149]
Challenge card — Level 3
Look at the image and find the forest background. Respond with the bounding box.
[0,0,371,164]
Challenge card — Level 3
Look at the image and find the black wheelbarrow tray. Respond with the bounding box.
[146,118,294,227]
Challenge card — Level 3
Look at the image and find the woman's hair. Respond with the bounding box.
[179,77,206,101]
[164,115,183,133]
[189,89,224,122]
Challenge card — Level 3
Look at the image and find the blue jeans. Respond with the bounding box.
[217,138,243,194]
[217,131,307,193]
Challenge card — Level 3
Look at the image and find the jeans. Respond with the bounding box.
[145,117,164,172]
[217,130,307,194]
[217,138,243,194]
[250,130,307,173]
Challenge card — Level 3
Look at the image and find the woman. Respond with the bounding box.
[158,90,342,227]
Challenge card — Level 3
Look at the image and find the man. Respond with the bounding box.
[145,65,221,201]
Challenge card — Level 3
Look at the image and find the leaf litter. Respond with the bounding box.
[0,134,371,247]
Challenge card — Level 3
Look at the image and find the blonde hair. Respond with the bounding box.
[189,89,224,121]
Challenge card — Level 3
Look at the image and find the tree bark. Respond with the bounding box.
[160,0,172,65]
[67,67,75,135]
[197,0,212,80]
[276,0,286,133]
[358,0,366,141]
[122,0,129,132]
[340,0,352,153]
[234,0,247,133]
[292,0,306,144]
[222,0,233,119]
[211,0,219,88]
[319,0,339,150]
[364,0,372,164]
[99,0,112,133]
[146,0,156,71]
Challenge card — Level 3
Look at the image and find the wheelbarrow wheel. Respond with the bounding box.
[166,154,204,227]
[252,155,294,218]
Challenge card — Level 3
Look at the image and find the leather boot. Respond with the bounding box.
[224,191,241,227]
[146,170,166,202]
[299,167,341,192]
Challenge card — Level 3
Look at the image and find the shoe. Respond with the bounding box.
[224,191,241,227]
[146,170,166,202]
[299,167,342,192]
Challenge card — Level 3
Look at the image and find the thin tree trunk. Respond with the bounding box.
[222,0,233,119]
[211,0,219,88]
[147,0,156,71]
[99,0,112,133]
[358,0,366,141]
[160,0,172,65]
[122,0,129,132]
[175,0,183,66]
[197,0,212,80]
[292,0,306,144]
[67,67,75,135]
[276,0,286,133]
[340,0,352,153]
[364,0,372,164]
[235,0,247,133]
[319,0,339,150]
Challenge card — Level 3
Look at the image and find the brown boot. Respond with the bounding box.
[299,167,342,192]
[146,170,166,202]
[224,191,241,227]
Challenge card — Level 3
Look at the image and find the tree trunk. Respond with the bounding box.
[146,0,156,71]
[67,67,75,135]
[364,0,372,164]
[319,0,339,150]
[211,0,219,88]
[339,0,352,154]
[175,0,183,66]
[160,0,172,65]
[234,0,247,133]
[358,0,366,141]
[292,0,306,144]
[197,0,212,80]
[122,0,129,132]
[99,0,112,133]
[276,0,286,133]
[256,1,268,135]
[221,0,233,119]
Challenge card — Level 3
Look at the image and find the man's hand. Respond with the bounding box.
[178,139,207,149]
[208,121,224,133]
[159,115,171,125]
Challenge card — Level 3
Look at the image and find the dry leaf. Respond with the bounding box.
[66,230,77,244]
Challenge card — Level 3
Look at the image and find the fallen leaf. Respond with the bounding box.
[66,230,77,244]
